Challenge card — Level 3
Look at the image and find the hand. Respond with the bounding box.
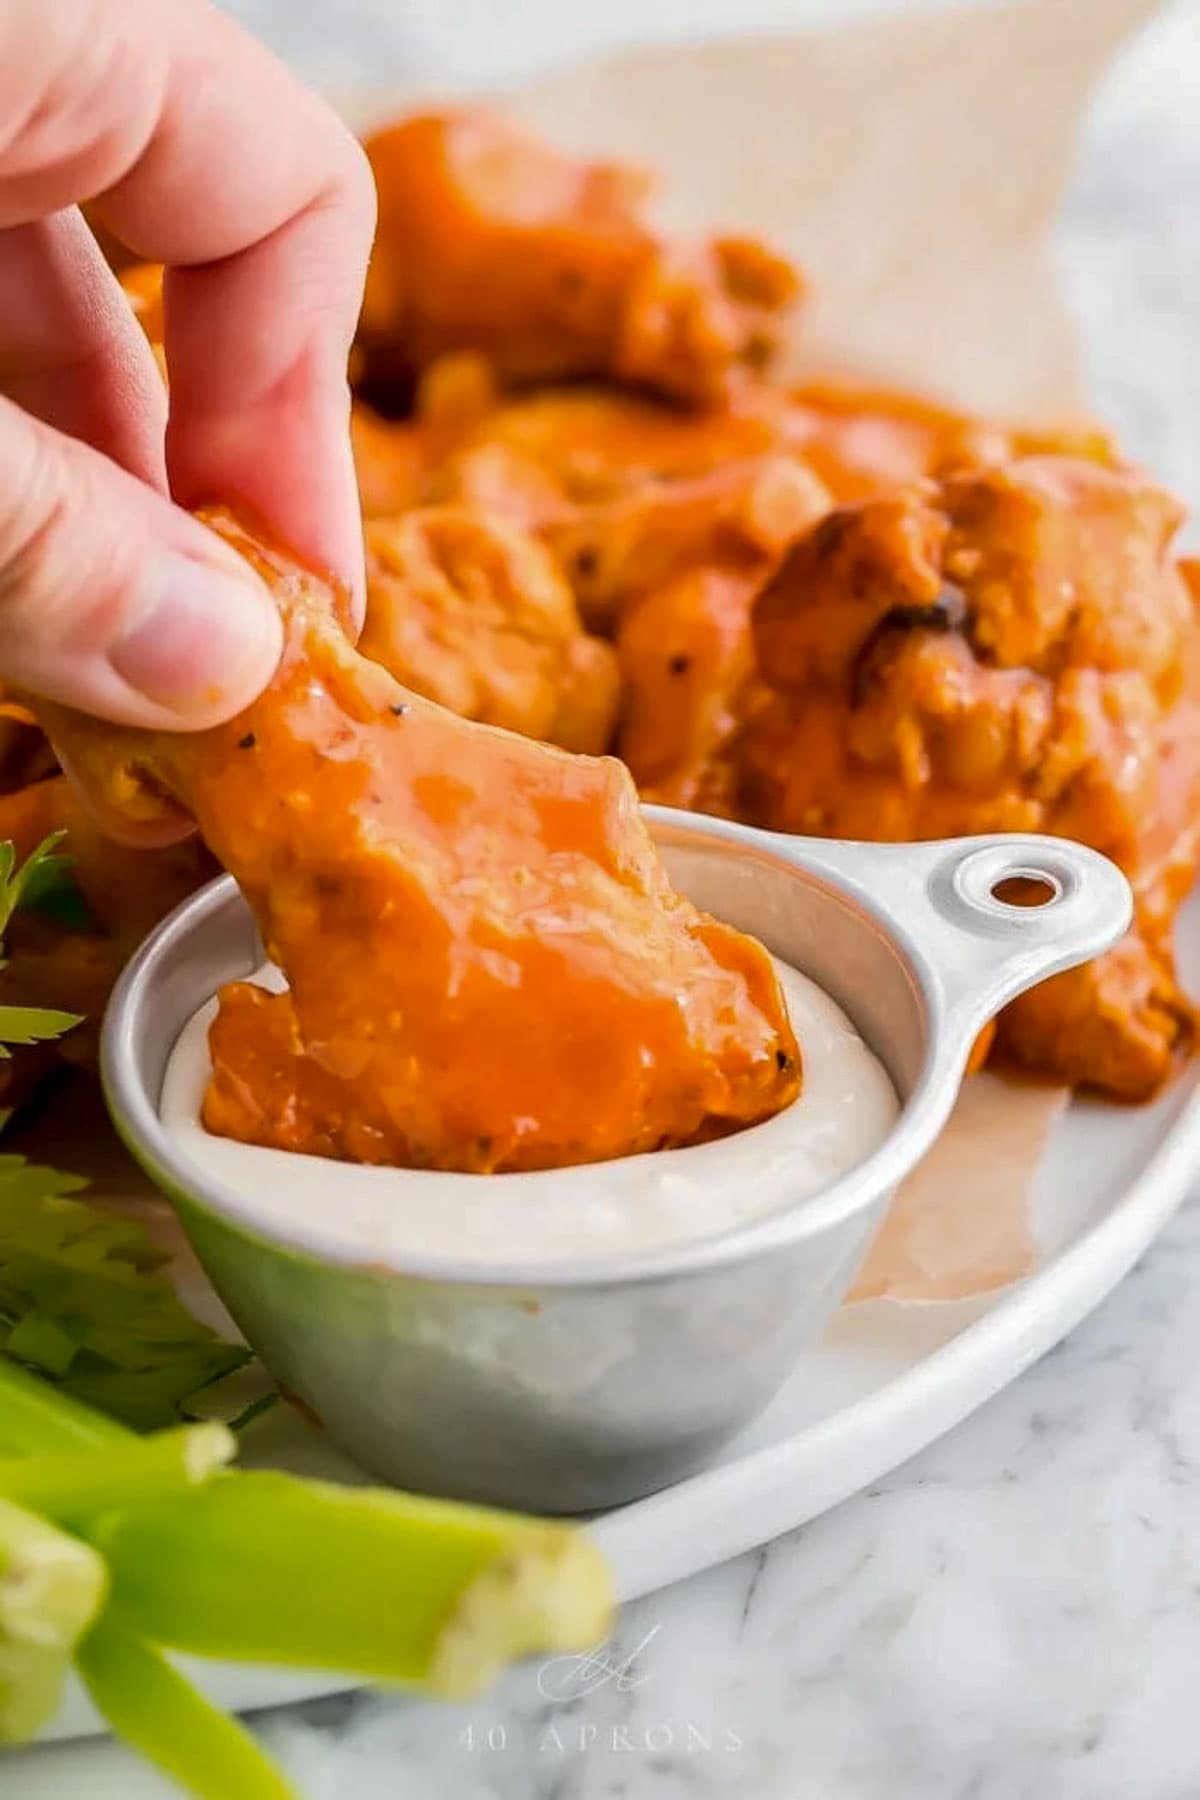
[0,0,374,732]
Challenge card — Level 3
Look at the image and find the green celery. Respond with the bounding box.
[0,836,84,1056]
[75,1610,297,1800]
[0,1007,80,1055]
[0,1424,234,1522]
[0,1495,107,1741]
[0,1181,249,1429]
[0,835,75,939]
[0,1361,613,1705]
[92,1470,612,1696]
[0,1354,128,1453]
[0,1277,612,1792]
[6,1311,80,1376]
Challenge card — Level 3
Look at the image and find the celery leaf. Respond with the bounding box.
[0,1171,249,1432]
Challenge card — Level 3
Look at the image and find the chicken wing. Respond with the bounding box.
[413,371,805,499]
[0,776,211,953]
[732,456,1200,1099]
[360,508,619,754]
[786,380,1117,502]
[609,459,830,805]
[615,564,766,813]
[42,512,799,1173]
[350,404,428,518]
[352,366,573,529]
[360,111,801,407]
[359,355,1114,514]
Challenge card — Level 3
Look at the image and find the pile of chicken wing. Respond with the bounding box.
[7,106,1199,1121]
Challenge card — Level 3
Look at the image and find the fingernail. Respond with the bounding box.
[111,553,283,721]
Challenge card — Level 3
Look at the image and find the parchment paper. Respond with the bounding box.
[507,0,1156,414]
[42,0,1159,1308]
[847,1076,1066,1303]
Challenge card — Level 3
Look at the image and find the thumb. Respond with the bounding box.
[0,394,283,729]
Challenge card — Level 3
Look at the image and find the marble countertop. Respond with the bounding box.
[8,2,1200,1796]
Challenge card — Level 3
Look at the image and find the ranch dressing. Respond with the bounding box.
[160,957,899,1264]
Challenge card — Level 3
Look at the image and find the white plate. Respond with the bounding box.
[42,897,1200,1742]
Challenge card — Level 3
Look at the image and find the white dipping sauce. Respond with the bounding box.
[160,958,899,1265]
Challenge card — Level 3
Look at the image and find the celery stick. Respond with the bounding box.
[0,1644,66,1744]
[0,1424,234,1521]
[75,1609,297,1800]
[0,1357,129,1454]
[94,1472,613,1697]
[1,1360,611,1710]
[0,1495,107,1741]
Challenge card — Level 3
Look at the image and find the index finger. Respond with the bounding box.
[0,0,375,615]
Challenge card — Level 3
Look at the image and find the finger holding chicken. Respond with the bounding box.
[40,513,800,1173]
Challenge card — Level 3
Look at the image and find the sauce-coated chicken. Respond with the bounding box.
[41,514,800,1172]
[733,457,1200,1099]
[360,112,801,406]
[361,508,619,754]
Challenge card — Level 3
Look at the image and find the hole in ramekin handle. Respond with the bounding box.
[921,835,1134,1026]
[989,871,1060,909]
[935,838,1118,938]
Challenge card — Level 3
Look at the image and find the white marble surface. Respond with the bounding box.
[7,1,1200,1796]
